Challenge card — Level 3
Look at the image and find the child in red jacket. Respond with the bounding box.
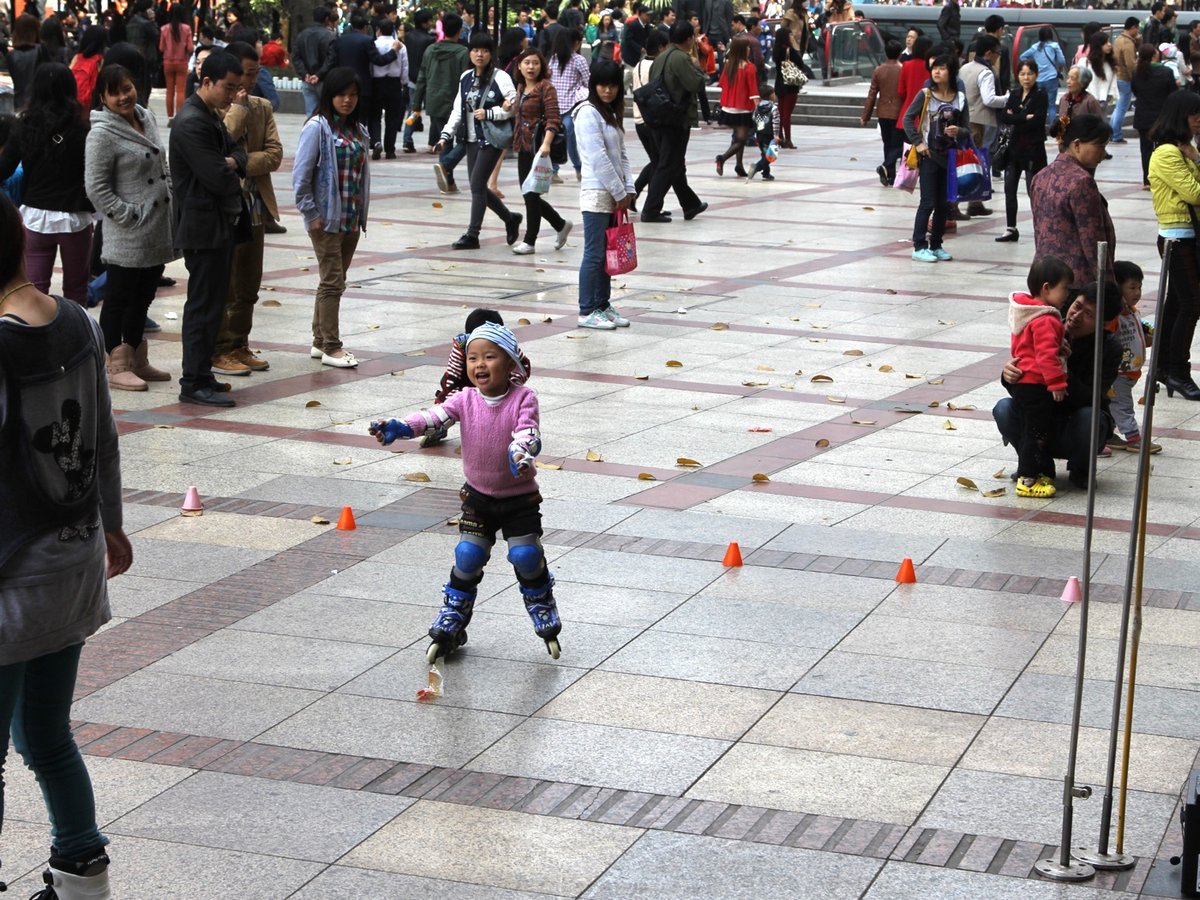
[1005,255,1074,498]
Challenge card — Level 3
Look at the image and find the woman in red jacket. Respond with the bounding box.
[896,35,935,121]
[716,35,759,177]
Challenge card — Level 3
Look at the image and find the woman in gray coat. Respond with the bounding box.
[84,63,175,392]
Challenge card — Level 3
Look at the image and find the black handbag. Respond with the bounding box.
[534,119,568,165]
[991,123,1013,175]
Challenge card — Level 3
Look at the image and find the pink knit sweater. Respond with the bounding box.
[404,385,541,498]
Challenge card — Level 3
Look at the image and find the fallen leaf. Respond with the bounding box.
[810,374,834,383]
[885,288,897,295]
[446,517,460,525]
[928,400,940,408]
[956,476,979,490]
[565,334,587,339]
[811,324,830,330]
[905,372,923,379]
[826,396,845,404]
[637,472,657,481]
[862,206,875,211]
[163,311,179,320]
[947,403,975,411]
[851,418,877,425]
[676,307,688,314]
[793,369,804,376]
[748,427,773,433]
[333,457,353,465]
[542,316,553,323]
[710,322,730,330]
[432,201,443,208]
[937,319,957,326]
[368,267,376,271]
[927,378,945,385]
[752,473,770,483]
[263,286,276,292]
[652,293,666,300]
[981,488,1007,498]
[808,338,827,343]
[536,462,561,470]
[304,400,321,408]
[665,360,684,367]
[801,303,823,308]
[676,457,702,467]
[390,370,404,376]
[843,349,865,357]
[153,424,174,429]
[403,472,431,482]
[310,515,330,525]
[367,324,381,330]
[634,374,649,380]
[943,420,957,431]
[535,267,545,272]
[993,467,1007,479]
[779,383,795,390]
[585,449,603,462]
[517,318,532,325]
[299,267,309,272]
[742,380,769,387]
[849,156,858,161]
[815,438,830,448]
[878,365,894,373]
[756,364,775,372]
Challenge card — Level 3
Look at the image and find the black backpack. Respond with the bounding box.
[633,49,689,128]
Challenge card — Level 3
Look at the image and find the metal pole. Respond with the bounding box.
[1035,241,1110,884]
[1116,468,1150,855]
[1074,240,1172,871]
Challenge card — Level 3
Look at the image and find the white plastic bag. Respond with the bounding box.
[521,151,553,195]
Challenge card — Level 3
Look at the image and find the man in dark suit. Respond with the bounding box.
[170,51,247,407]
[621,3,652,66]
[331,10,401,153]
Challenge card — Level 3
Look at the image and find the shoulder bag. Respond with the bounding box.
[480,70,515,150]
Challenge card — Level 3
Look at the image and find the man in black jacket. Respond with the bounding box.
[332,11,401,153]
[293,6,337,118]
[170,51,247,408]
[402,9,436,153]
[937,0,961,46]
[622,3,652,66]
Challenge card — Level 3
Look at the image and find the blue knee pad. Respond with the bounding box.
[507,542,545,580]
[454,539,491,578]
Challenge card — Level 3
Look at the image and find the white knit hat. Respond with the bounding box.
[466,322,527,378]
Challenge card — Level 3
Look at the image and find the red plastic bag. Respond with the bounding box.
[605,209,637,276]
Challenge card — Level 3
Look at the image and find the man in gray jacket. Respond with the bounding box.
[641,22,707,223]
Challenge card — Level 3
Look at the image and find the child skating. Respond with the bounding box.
[1006,255,1074,497]
[369,322,561,661]
[421,308,532,447]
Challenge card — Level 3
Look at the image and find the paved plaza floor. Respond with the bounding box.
[4,102,1200,898]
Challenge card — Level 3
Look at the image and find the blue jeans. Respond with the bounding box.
[302,81,321,119]
[1041,80,1059,129]
[578,210,613,316]
[401,80,418,147]
[1110,78,1132,138]
[0,643,107,860]
[556,113,582,176]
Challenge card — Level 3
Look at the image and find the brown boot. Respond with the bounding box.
[132,340,171,382]
[107,344,148,392]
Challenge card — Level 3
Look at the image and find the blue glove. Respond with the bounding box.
[369,418,414,445]
[508,447,534,478]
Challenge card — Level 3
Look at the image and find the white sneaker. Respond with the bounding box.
[578,310,617,330]
[555,221,573,249]
[512,241,536,255]
[603,305,630,327]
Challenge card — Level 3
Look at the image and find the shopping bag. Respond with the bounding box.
[947,145,992,203]
[894,144,920,193]
[765,140,779,163]
[605,209,637,276]
[521,152,553,195]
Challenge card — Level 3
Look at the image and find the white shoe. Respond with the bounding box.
[603,305,630,327]
[321,351,359,368]
[310,345,323,359]
[555,221,573,249]
[578,310,617,330]
[512,241,536,255]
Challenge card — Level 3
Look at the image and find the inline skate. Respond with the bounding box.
[520,576,561,659]
[425,584,476,664]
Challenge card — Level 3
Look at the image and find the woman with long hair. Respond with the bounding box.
[40,16,68,64]
[1080,31,1115,108]
[575,60,633,331]
[4,14,45,109]
[686,13,716,123]
[1020,26,1067,128]
[549,27,590,181]
[773,25,805,149]
[0,192,131,900]
[1147,90,1200,400]
[292,67,373,368]
[995,60,1048,243]
[512,47,571,254]
[716,34,759,177]
[591,11,619,63]
[902,52,969,262]
[436,33,521,250]
[84,64,174,391]
[70,25,108,113]
[159,5,194,120]
[1133,43,1178,188]
[0,64,94,306]
[498,25,529,72]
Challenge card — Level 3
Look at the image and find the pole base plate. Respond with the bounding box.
[1034,858,1096,882]
[1071,848,1137,870]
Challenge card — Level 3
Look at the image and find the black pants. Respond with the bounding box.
[634,122,658,196]
[180,245,235,393]
[371,77,406,154]
[465,142,514,238]
[1003,148,1047,229]
[697,85,712,123]
[993,396,1111,482]
[643,125,701,216]
[517,150,565,244]
[449,484,545,592]
[913,156,948,250]
[1157,235,1200,380]
[100,263,164,352]
[878,117,904,181]
[1004,381,1058,478]
[1139,128,1153,186]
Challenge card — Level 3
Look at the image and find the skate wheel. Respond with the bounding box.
[458,630,468,647]
[425,643,441,665]
[546,638,561,660]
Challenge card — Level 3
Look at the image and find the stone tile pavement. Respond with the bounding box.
[4,98,1200,898]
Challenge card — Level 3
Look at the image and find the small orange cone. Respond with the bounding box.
[895,557,917,583]
[722,542,743,567]
[1061,575,1082,603]
[336,506,357,531]
[181,486,203,517]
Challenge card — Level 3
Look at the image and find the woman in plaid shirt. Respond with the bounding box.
[548,27,590,180]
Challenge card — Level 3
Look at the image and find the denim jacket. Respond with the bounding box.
[292,114,372,233]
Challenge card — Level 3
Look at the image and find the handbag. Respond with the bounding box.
[533,116,568,165]
[991,123,1013,175]
[479,70,515,150]
[780,58,807,87]
[893,90,930,194]
[947,144,993,203]
[521,151,554,195]
[632,48,689,128]
[605,209,637,275]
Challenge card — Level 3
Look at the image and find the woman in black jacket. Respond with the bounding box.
[3,14,47,110]
[995,60,1049,243]
[0,64,93,306]
[773,26,806,149]
[1131,43,1178,188]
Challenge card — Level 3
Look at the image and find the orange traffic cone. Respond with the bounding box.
[895,557,917,583]
[336,506,357,531]
[1061,575,1082,603]
[722,542,743,567]
[181,485,203,517]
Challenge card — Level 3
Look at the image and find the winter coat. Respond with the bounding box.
[513,80,561,155]
[575,102,634,200]
[223,96,283,221]
[1148,142,1200,232]
[85,106,175,268]
[413,39,470,119]
[1009,292,1067,391]
[1030,152,1116,288]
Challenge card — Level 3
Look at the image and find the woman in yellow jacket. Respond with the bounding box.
[1148,90,1200,400]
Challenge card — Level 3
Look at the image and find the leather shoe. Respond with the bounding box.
[683,202,708,221]
[640,212,672,223]
[506,213,523,245]
[179,386,235,407]
[156,276,176,288]
[452,234,480,250]
[263,219,287,234]
[995,228,1019,243]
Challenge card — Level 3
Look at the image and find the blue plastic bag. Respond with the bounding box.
[947,145,993,203]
